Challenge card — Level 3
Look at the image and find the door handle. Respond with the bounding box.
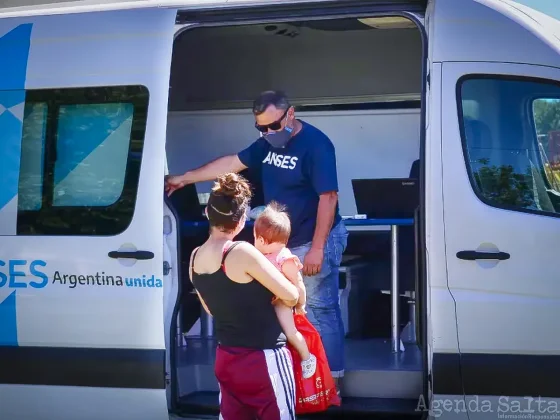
[108,250,155,260]
[456,250,510,261]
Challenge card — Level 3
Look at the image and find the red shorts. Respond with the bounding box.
[215,345,296,420]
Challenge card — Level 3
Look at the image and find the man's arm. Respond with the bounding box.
[166,139,266,195]
[302,192,337,276]
[181,155,247,184]
[303,136,340,276]
[311,191,338,251]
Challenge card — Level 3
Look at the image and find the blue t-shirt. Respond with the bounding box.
[238,121,341,248]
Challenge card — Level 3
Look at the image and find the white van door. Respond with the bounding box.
[0,7,176,420]
[441,60,560,416]
[428,0,560,417]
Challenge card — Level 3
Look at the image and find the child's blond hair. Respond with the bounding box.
[254,201,291,245]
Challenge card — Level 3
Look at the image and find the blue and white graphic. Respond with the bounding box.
[0,23,32,91]
[53,103,133,207]
[0,23,32,236]
[0,90,26,236]
[0,23,33,346]
[0,291,17,346]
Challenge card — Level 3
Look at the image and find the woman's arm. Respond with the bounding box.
[237,243,299,307]
[282,259,307,309]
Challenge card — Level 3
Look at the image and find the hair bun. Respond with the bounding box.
[214,173,253,201]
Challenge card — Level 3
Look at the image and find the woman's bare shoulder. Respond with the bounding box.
[228,241,268,265]
[231,241,260,257]
[223,242,263,283]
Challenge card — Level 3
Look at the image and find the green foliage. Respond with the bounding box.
[533,99,560,153]
[471,98,560,208]
[473,160,534,207]
[533,99,560,136]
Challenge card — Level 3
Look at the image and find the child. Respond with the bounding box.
[254,202,317,379]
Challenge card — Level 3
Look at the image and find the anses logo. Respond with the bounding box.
[0,260,48,289]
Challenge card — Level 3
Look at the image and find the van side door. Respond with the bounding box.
[429,0,560,416]
[0,8,176,420]
[441,60,560,417]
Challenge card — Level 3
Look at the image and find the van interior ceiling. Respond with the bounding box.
[165,16,424,415]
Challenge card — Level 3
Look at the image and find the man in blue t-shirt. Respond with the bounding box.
[166,90,348,384]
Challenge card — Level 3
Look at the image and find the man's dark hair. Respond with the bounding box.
[252,90,291,115]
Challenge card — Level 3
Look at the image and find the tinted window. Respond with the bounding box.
[459,77,560,215]
[17,85,149,235]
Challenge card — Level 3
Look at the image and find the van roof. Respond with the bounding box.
[429,0,560,68]
[510,0,560,44]
[1,0,558,68]
[0,0,356,19]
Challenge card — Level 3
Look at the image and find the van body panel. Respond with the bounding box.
[0,0,427,19]
[0,22,30,237]
[425,61,462,354]
[425,6,463,413]
[163,198,181,409]
[441,60,560,413]
[0,386,169,420]
[425,55,468,418]
[430,0,560,67]
[5,1,560,418]
[0,7,176,420]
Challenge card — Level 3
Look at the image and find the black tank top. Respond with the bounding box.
[191,242,286,349]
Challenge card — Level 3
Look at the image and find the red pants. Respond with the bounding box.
[215,345,296,420]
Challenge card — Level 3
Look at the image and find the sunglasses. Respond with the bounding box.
[254,108,290,133]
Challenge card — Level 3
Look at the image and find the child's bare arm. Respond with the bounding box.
[282,259,306,308]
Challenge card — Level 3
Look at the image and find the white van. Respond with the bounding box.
[0,0,559,419]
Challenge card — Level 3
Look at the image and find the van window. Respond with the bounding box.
[458,76,560,216]
[533,98,560,191]
[16,85,149,235]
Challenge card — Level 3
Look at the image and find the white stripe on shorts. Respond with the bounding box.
[218,383,224,420]
[263,347,296,420]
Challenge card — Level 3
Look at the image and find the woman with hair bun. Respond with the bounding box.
[189,172,299,420]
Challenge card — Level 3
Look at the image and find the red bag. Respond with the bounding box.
[288,313,341,414]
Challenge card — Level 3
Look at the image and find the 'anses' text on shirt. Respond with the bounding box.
[262,152,298,170]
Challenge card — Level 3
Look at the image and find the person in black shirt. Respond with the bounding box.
[167,91,348,385]
[189,173,299,420]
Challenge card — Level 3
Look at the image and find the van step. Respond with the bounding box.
[178,391,422,417]
[177,364,422,399]
[177,338,423,399]
[342,368,422,399]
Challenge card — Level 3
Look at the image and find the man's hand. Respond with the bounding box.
[303,247,323,276]
[165,174,188,196]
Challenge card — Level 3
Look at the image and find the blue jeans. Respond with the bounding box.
[290,221,348,377]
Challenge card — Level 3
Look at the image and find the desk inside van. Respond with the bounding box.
[180,218,413,230]
[181,218,413,353]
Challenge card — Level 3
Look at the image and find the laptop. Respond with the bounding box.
[351,178,419,219]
